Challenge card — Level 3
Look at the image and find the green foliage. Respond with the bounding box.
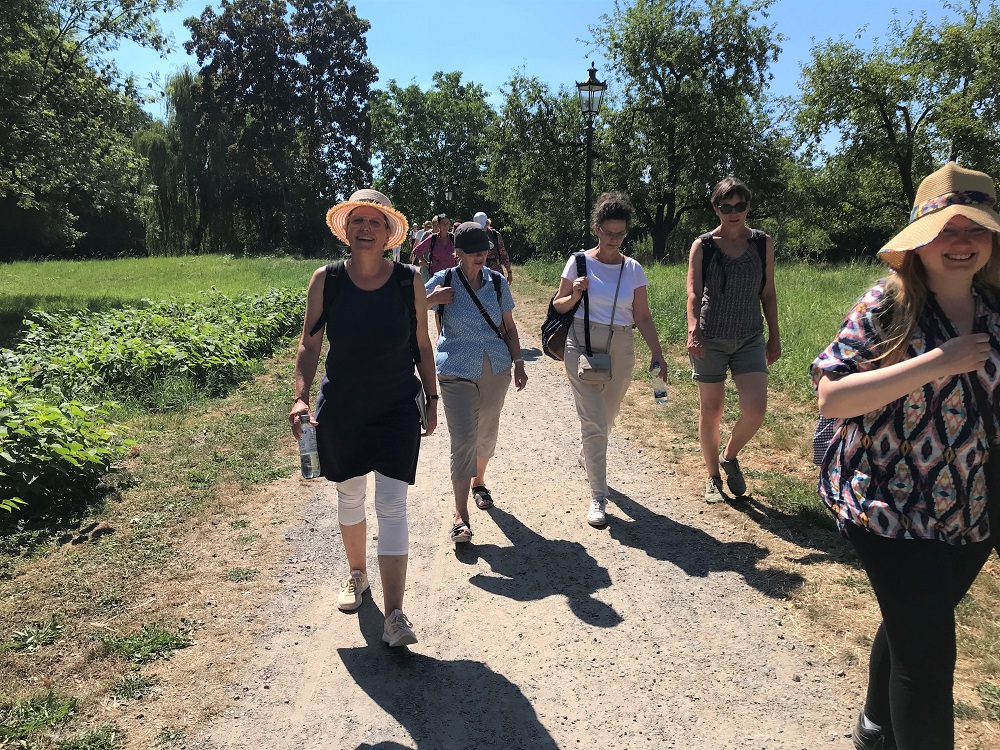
[0,691,77,741]
[56,723,124,750]
[111,674,160,701]
[163,0,376,256]
[593,0,784,261]
[487,75,585,259]
[977,681,1000,721]
[98,623,193,664]
[371,71,498,224]
[0,388,127,514]
[0,1,177,258]
[154,726,186,747]
[224,567,259,582]
[2,615,63,652]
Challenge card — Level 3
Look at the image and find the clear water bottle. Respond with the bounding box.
[651,362,668,405]
[298,414,321,479]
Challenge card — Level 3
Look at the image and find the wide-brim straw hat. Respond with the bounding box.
[878,161,1000,269]
[325,189,409,249]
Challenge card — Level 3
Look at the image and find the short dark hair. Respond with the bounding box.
[710,177,752,206]
[591,191,634,227]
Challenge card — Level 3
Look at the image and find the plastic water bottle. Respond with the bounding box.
[297,414,321,479]
[651,362,668,405]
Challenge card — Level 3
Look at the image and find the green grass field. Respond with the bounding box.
[0,255,321,347]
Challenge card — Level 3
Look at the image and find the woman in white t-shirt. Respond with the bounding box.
[552,191,668,527]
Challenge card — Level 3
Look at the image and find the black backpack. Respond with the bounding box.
[308,260,420,364]
[700,230,767,295]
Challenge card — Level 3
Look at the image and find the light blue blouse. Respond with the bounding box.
[425,267,515,378]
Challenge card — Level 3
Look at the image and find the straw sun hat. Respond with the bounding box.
[878,161,1000,269]
[325,189,409,249]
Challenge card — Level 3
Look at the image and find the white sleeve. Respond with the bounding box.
[561,254,583,281]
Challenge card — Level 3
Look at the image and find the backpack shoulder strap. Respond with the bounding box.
[308,261,346,337]
[699,234,717,292]
[754,230,768,294]
[436,268,453,329]
[392,261,420,364]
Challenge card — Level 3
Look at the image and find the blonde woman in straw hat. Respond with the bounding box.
[290,188,439,648]
[812,162,1000,749]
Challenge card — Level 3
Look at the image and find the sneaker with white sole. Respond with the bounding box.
[382,609,417,647]
[705,476,725,504]
[587,496,607,527]
[719,453,747,496]
[336,569,369,612]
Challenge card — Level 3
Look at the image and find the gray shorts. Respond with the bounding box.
[690,331,767,383]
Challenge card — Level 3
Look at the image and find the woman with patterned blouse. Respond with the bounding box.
[812,162,1000,750]
[425,222,528,543]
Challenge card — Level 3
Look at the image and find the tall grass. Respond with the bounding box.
[527,257,884,401]
[0,255,320,347]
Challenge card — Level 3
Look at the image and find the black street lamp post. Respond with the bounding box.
[576,62,606,245]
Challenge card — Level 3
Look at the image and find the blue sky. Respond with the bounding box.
[116,0,957,118]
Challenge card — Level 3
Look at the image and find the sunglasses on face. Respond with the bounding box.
[716,202,748,214]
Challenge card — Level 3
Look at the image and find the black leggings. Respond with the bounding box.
[845,523,993,750]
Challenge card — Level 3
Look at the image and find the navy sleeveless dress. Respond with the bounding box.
[314,268,422,484]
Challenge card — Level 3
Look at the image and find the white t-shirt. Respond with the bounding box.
[561,253,648,325]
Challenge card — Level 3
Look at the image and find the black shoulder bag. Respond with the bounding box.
[541,252,588,360]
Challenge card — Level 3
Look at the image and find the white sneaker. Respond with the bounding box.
[382,609,417,647]
[587,496,607,527]
[336,570,369,612]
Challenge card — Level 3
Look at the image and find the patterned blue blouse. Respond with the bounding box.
[811,282,1000,544]
[425,267,516,379]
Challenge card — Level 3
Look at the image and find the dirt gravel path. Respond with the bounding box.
[189,310,854,750]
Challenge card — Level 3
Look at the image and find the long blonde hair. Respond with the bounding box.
[877,235,1000,365]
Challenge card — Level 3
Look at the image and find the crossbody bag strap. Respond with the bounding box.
[455,266,506,341]
[603,259,626,352]
[581,255,594,357]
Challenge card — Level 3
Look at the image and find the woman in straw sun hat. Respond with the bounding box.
[290,188,439,648]
[812,161,1000,749]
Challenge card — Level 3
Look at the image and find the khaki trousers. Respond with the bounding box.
[439,354,512,480]
[564,319,635,497]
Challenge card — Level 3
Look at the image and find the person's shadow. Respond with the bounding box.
[339,605,559,750]
[606,488,805,599]
[456,507,623,627]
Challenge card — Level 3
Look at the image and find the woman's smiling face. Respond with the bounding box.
[345,206,389,251]
[916,214,993,282]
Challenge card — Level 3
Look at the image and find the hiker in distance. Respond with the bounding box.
[425,221,527,544]
[813,162,1000,750]
[290,189,439,649]
[686,177,780,504]
[551,191,668,528]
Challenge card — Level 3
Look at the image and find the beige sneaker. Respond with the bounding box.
[705,476,725,504]
[336,570,369,612]
[382,609,417,647]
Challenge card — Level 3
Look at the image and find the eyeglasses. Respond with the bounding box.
[940,224,991,239]
[348,216,387,230]
[597,226,628,240]
[716,202,748,215]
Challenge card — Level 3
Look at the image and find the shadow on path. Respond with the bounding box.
[339,604,558,750]
[456,507,622,627]
[607,488,806,599]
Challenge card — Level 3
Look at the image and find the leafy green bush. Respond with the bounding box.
[6,288,304,405]
[0,288,304,515]
[0,388,126,513]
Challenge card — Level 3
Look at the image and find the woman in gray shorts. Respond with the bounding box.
[686,177,781,504]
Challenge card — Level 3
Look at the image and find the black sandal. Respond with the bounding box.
[449,522,473,543]
[472,486,494,510]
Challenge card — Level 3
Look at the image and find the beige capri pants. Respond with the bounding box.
[439,353,513,480]
[564,319,635,497]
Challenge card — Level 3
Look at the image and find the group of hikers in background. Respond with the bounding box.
[289,160,1000,750]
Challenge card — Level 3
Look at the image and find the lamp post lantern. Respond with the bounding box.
[576,62,606,245]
